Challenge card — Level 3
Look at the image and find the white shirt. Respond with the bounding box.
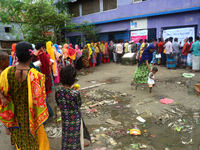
[116,43,123,54]
[148,72,155,84]
[128,45,131,53]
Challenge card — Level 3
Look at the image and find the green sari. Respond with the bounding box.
[132,61,152,84]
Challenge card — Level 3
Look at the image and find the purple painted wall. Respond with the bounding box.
[98,20,130,33]
[148,11,200,38]
[65,20,130,38]
[118,0,132,6]
[72,0,200,24]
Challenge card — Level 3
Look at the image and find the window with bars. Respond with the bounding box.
[82,0,100,16]
[103,0,117,11]
[68,2,80,17]
[133,0,147,3]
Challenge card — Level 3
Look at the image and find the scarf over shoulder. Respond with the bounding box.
[68,44,76,60]
[46,41,56,76]
[0,67,49,138]
[138,45,155,67]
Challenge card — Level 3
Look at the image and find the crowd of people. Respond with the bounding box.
[132,36,200,93]
[0,35,199,149]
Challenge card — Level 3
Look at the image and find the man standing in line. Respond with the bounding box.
[128,41,132,53]
[139,39,148,60]
[136,39,143,64]
[172,38,181,68]
[124,40,129,53]
[186,37,194,70]
[157,38,164,65]
[166,37,176,69]
[112,40,117,63]
[116,41,123,64]
[131,41,137,53]
[189,36,200,72]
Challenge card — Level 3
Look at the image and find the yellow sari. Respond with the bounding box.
[87,44,93,59]
[0,67,50,150]
[46,41,57,76]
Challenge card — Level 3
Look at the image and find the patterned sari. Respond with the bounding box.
[0,67,49,150]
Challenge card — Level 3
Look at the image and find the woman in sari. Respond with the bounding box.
[54,44,61,54]
[68,44,76,66]
[103,42,110,63]
[12,43,19,66]
[53,44,62,72]
[34,42,52,96]
[82,45,89,69]
[87,44,93,68]
[62,44,69,67]
[0,41,50,150]
[11,43,17,58]
[75,44,83,71]
[101,41,104,62]
[95,43,100,66]
[46,41,60,85]
[10,43,17,66]
[131,45,155,85]
[91,42,96,67]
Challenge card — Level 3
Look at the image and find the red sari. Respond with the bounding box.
[38,51,52,95]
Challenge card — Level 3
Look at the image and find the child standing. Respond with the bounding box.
[148,67,158,94]
[55,66,90,150]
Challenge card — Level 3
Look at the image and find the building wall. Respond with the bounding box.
[148,11,200,38]
[0,23,23,41]
[72,0,200,24]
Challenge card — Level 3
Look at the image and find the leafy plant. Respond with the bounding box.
[0,0,75,45]
[77,21,100,44]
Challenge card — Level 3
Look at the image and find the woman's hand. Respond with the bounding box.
[5,128,11,135]
[149,68,152,72]
[1,98,9,106]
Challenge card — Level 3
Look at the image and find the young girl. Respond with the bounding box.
[55,66,90,150]
[148,67,158,94]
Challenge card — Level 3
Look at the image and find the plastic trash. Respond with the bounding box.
[45,127,62,138]
[87,108,97,113]
[182,73,195,78]
[106,119,121,126]
[160,98,174,104]
[130,128,141,135]
[136,116,146,123]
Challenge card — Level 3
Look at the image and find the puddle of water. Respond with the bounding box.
[80,89,200,150]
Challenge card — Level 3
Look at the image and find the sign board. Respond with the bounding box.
[130,18,147,30]
[163,27,195,46]
[130,30,148,43]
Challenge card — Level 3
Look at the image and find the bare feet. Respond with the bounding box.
[84,142,90,147]
[150,93,153,94]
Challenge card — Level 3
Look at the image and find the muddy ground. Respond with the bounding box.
[1,62,200,150]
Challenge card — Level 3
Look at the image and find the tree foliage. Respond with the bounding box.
[0,0,75,44]
[77,21,100,44]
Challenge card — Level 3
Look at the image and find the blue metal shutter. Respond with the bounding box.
[99,34,109,42]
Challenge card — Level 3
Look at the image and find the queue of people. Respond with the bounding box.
[0,41,93,150]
